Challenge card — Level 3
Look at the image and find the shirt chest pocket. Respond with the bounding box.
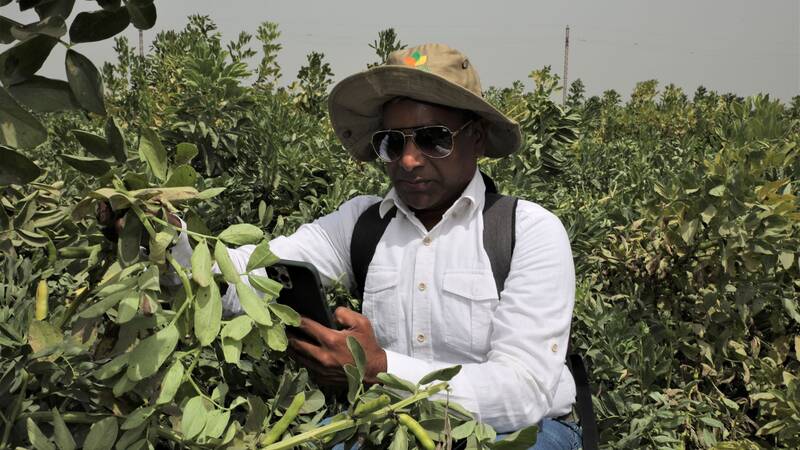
[361,269,399,348]
[442,270,499,356]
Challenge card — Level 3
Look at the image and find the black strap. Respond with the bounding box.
[568,354,599,450]
[482,193,517,297]
[350,203,396,299]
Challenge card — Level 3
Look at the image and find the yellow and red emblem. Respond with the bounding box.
[403,51,428,68]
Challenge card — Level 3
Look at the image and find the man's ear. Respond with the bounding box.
[471,119,487,157]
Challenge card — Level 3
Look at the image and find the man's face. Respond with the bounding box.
[382,99,483,212]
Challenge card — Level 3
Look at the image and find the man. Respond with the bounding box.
[174,43,580,448]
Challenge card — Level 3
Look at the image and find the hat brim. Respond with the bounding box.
[328,65,522,162]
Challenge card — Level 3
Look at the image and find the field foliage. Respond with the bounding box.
[0,3,798,449]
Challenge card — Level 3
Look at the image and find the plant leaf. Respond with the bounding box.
[221,315,253,341]
[105,117,127,163]
[194,282,222,346]
[126,323,179,381]
[491,424,538,450]
[126,0,156,30]
[268,303,300,326]
[83,416,118,450]
[0,88,47,150]
[8,76,79,112]
[249,273,283,299]
[218,223,264,246]
[203,409,231,439]
[0,145,42,185]
[10,16,66,40]
[117,209,143,267]
[60,154,111,177]
[26,418,55,450]
[51,408,76,450]
[65,49,106,115]
[69,7,130,43]
[235,281,272,326]
[344,363,362,403]
[0,34,58,85]
[182,396,210,440]
[264,324,287,351]
[245,240,280,273]
[191,240,212,287]
[93,353,129,380]
[418,365,462,386]
[120,405,154,431]
[376,372,417,393]
[71,129,112,159]
[175,142,198,165]
[214,240,240,283]
[388,424,408,450]
[165,164,198,187]
[156,359,184,405]
[138,128,167,180]
[346,335,366,379]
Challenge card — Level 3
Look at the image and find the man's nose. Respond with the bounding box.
[398,136,425,172]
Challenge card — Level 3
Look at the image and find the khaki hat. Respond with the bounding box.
[328,43,522,162]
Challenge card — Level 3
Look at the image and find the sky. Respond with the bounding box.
[4,0,799,101]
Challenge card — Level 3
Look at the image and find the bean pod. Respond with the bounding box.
[260,391,305,447]
[397,413,435,450]
[35,280,48,320]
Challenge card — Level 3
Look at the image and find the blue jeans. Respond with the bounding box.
[329,417,582,449]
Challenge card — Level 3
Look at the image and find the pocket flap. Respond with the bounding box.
[443,270,498,301]
[364,270,399,293]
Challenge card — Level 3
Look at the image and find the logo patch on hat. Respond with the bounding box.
[403,51,429,71]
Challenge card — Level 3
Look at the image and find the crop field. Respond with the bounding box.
[0,2,798,449]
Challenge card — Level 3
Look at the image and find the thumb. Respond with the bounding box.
[333,307,359,329]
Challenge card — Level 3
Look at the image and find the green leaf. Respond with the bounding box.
[104,117,126,163]
[264,324,288,351]
[376,372,417,393]
[418,365,462,385]
[249,273,283,299]
[388,425,408,450]
[165,164,198,187]
[709,184,726,197]
[147,230,173,264]
[138,265,160,292]
[69,8,130,43]
[72,129,112,159]
[116,294,139,323]
[34,0,76,21]
[0,16,22,44]
[0,35,58,85]
[0,145,42,185]
[218,223,264,246]
[246,240,280,273]
[783,298,800,324]
[451,420,476,440]
[83,416,118,450]
[65,49,106,115]
[191,240,212,287]
[779,251,794,270]
[28,319,63,353]
[120,405,154,431]
[214,240,240,283]
[203,410,231,439]
[182,396,209,440]
[60,154,111,176]
[699,416,725,429]
[117,210,143,267]
[93,353,129,380]
[344,363,362,403]
[156,359,184,405]
[175,142,198,165]
[0,88,47,150]
[115,424,145,450]
[126,323,179,381]
[221,315,253,341]
[126,0,156,30]
[97,0,121,11]
[197,187,226,199]
[8,76,79,112]
[347,335,366,379]
[51,408,76,450]
[235,281,272,326]
[194,282,222,346]
[491,423,538,450]
[27,418,55,450]
[10,16,66,40]
[268,303,300,326]
[138,128,167,180]
[222,336,241,363]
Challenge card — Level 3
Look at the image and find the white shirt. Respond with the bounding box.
[173,168,576,433]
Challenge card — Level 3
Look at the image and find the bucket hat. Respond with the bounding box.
[328,43,522,162]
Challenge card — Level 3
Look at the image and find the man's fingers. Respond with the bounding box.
[299,317,339,346]
[333,307,360,329]
[289,335,323,359]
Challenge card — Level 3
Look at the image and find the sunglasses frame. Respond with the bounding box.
[371,120,474,163]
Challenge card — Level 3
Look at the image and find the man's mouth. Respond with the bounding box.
[397,179,433,192]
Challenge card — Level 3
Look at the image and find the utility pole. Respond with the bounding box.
[139,29,144,58]
[562,25,570,107]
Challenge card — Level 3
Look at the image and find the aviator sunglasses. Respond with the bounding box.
[371,120,474,163]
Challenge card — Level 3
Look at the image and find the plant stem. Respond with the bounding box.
[0,372,28,449]
[260,382,449,450]
[148,215,217,241]
[166,253,193,326]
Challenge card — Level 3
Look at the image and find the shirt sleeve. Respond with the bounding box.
[170,195,381,314]
[385,203,576,433]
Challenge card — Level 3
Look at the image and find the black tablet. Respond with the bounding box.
[266,259,336,329]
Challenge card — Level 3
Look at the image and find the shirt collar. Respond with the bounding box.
[378,168,486,220]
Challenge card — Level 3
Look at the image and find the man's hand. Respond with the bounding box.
[96,201,181,241]
[288,307,387,385]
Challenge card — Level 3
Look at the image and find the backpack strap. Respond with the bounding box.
[568,354,599,450]
[482,193,518,298]
[350,202,396,299]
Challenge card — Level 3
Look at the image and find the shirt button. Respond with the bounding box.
[422,236,432,246]
[418,282,426,291]
[416,334,426,343]
[551,343,558,353]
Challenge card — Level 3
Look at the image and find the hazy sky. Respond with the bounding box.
[4,0,799,101]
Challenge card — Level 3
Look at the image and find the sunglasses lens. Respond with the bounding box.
[372,131,406,162]
[414,126,453,158]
